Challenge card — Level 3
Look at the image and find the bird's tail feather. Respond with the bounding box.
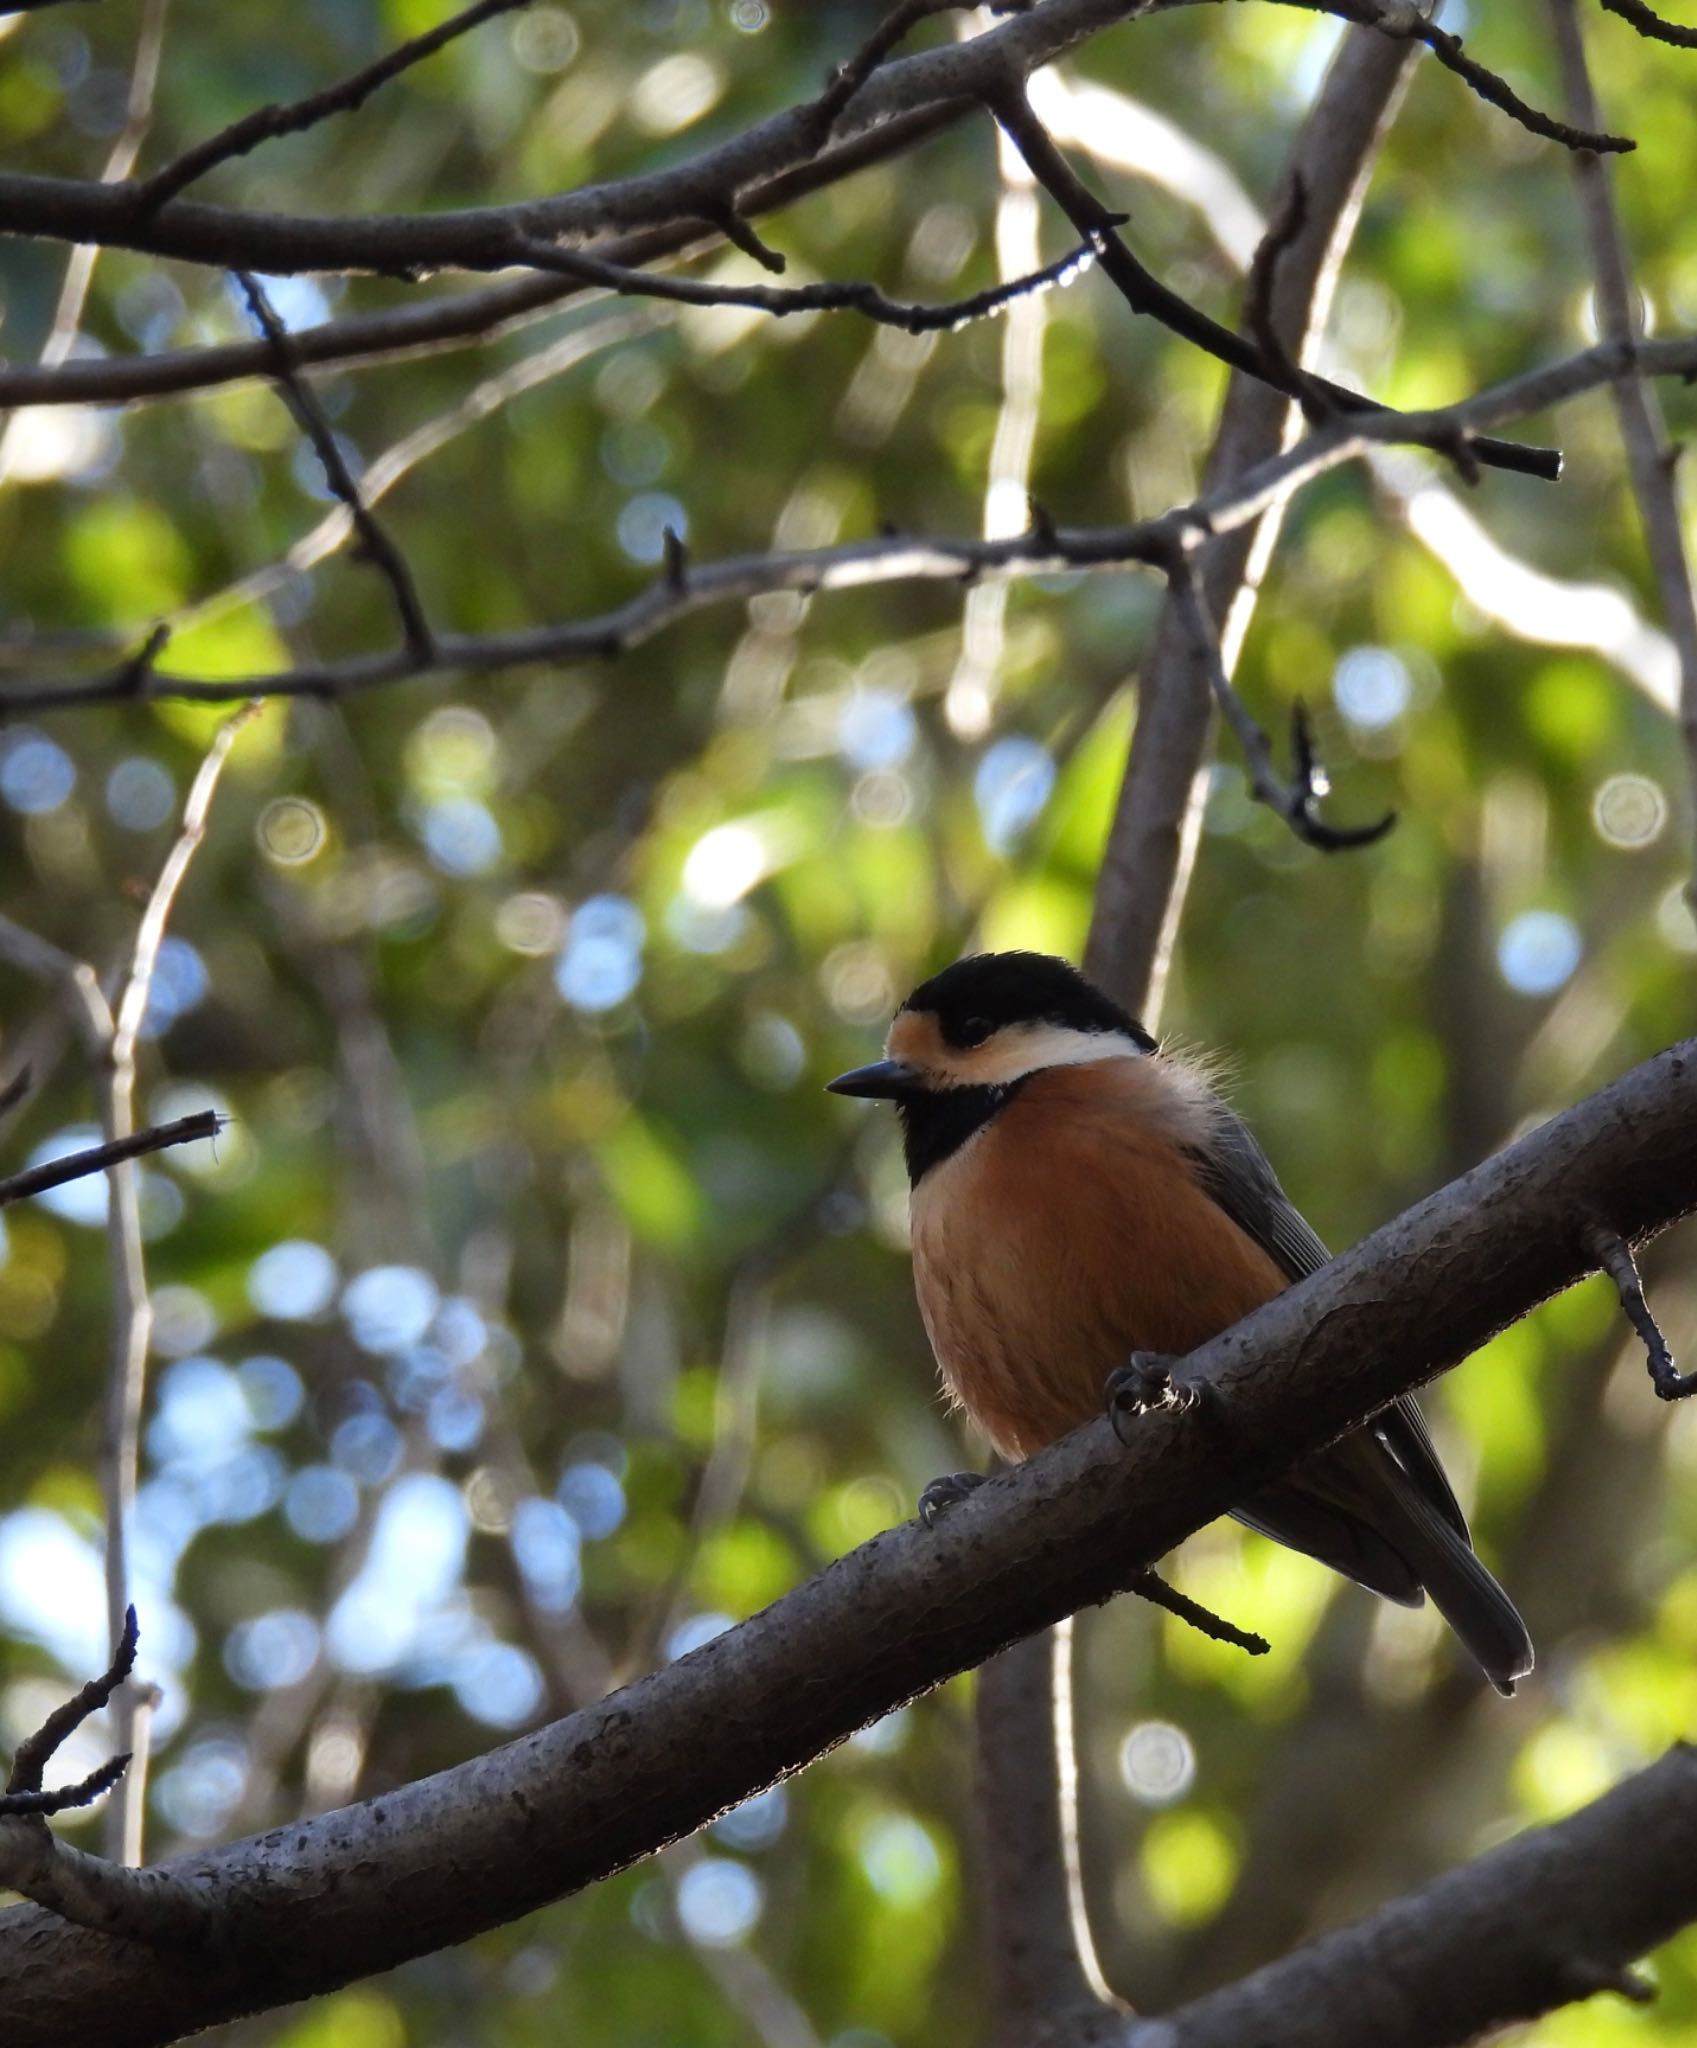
[1381,1479,1534,1696]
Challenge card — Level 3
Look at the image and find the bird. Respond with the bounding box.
[826,949,1533,1695]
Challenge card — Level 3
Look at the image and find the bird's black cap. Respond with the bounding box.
[902,952,1155,1052]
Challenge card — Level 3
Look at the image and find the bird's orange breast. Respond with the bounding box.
[908,1057,1289,1458]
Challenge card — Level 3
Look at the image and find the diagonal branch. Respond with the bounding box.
[1169,555,1396,850]
[2,1034,1695,2045]
[1151,1745,1694,2048]
[236,275,434,663]
[506,229,1097,332]
[7,1609,139,1799]
[987,86,1557,482]
[1289,0,1634,151]
[128,0,533,214]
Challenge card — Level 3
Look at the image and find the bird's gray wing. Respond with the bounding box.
[1182,1091,1470,1544]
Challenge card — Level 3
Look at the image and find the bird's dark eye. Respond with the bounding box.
[957,1015,994,1048]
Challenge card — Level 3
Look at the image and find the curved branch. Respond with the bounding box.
[3,1036,1696,2046]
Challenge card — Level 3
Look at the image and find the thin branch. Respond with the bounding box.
[1597,0,1697,47]
[1169,553,1396,849]
[1241,172,1324,419]
[507,230,1096,333]
[1294,0,1634,152]
[1131,1570,1271,1655]
[988,85,1557,482]
[3,1036,1697,2042]
[0,1758,133,1823]
[943,93,1048,737]
[813,0,973,136]
[99,705,255,1862]
[128,0,533,215]
[236,275,433,663]
[0,1112,222,1210]
[1587,1225,1697,1399]
[7,1608,139,1797]
[138,308,661,649]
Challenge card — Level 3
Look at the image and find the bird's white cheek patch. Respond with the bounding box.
[958,1024,1145,1088]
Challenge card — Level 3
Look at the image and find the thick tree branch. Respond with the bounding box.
[236,273,434,663]
[1147,1745,1697,2048]
[3,1037,1695,2046]
[128,0,533,214]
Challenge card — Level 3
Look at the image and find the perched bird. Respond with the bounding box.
[827,950,1533,1694]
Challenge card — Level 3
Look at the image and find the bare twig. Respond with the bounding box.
[508,228,1095,332]
[7,1609,139,1799]
[128,0,533,214]
[236,275,433,663]
[1242,173,1325,420]
[1587,1225,1697,1400]
[1297,0,1634,152]
[1597,0,1697,47]
[44,318,1697,714]
[1131,1569,1271,1654]
[988,86,1557,482]
[1169,554,1396,850]
[0,1112,222,1210]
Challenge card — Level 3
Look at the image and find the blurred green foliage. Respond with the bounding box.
[1,1,1696,2043]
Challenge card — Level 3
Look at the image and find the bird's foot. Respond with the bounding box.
[917,1471,986,1527]
[1106,1352,1197,1445]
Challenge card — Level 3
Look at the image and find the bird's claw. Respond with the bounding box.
[1106,1353,1197,1445]
[917,1471,986,1527]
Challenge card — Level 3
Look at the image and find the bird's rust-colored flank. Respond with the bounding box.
[910,1057,1286,1457]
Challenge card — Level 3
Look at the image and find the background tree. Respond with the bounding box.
[1,2,1696,2044]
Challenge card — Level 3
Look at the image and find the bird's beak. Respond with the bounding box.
[825,1058,923,1099]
